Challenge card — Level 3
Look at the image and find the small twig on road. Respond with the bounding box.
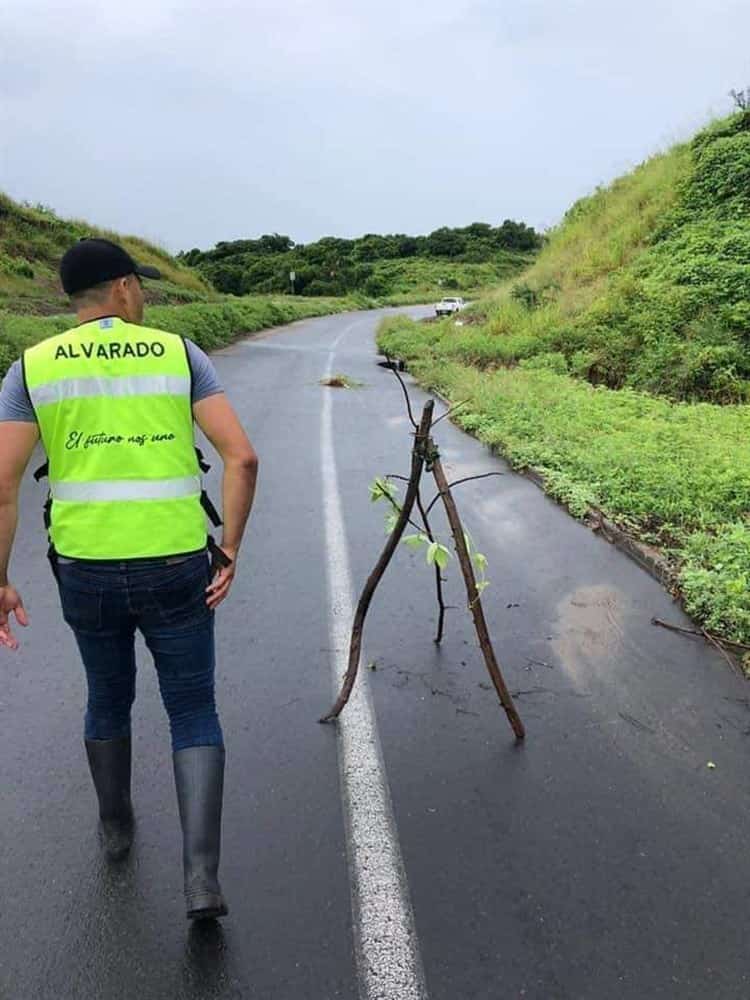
[651,617,747,676]
[526,657,554,670]
[652,617,750,651]
[651,617,704,640]
[702,627,743,676]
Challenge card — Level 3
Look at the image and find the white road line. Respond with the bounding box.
[321,327,429,1000]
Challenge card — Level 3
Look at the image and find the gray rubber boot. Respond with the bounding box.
[85,736,134,861]
[173,746,228,920]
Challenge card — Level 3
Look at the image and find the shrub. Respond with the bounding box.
[681,523,750,641]
[519,352,569,374]
[0,255,34,279]
[510,283,539,309]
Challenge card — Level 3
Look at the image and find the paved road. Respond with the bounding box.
[3,307,750,1000]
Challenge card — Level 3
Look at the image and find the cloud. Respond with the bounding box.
[1,0,748,249]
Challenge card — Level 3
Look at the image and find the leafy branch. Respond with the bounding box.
[320,362,525,742]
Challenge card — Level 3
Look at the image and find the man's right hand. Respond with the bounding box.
[0,585,29,650]
[205,546,237,610]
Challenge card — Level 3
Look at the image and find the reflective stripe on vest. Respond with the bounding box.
[50,475,201,503]
[29,375,192,408]
[23,318,207,560]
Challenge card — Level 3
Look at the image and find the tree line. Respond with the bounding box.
[178,220,543,297]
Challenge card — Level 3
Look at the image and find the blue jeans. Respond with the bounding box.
[55,552,224,752]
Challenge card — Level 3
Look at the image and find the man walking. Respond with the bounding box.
[0,238,258,920]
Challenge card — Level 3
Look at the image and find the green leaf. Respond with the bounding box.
[476,579,490,595]
[434,544,451,570]
[473,552,488,573]
[427,542,452,569]
[369,477,398,504]
[403,533,429,550]
[384,512,399,534]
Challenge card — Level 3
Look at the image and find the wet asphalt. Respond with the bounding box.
[2,307,750,1000]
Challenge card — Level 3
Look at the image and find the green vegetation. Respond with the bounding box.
[0,192,380,379]
[376,110,750,645]
[0,193,214,315]
[0,192,539,382]
[459,110,750,404]
[377,325,750,642]
[345,255,528,302]
[179,221,541,299]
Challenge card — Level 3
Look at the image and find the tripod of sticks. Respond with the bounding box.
[319,361,525,742]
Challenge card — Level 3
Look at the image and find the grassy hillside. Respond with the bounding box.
[377,111,750,647]
[0,193,214,315]
[361,255,533,300]
[453,110,750,403]
[180,221,540,300]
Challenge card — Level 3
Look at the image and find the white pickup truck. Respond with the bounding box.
[435,296,465,317]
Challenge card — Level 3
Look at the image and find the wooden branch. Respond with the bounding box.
[431,398,472,427]
[425,473,505,516]
[431,446,525,740]
[415,486,447,644]
[652,617,750,652]
[702,627,743,676]
[385,354,418,430]
[651,617,745,678]
[320,400,435,722]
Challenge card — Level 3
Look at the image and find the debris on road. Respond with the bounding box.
[651,617,746,677]
[320,373,363,389]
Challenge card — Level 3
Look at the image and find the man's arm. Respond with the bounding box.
[192,393,258,609]
[0,421,40,649]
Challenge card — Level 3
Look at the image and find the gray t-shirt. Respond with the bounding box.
[0,337,223,421]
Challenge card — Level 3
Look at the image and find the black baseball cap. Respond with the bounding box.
[60,237,162,295]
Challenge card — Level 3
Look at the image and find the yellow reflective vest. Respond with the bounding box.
[23,317,207,559]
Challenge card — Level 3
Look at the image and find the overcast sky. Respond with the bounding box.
[1,1,748,252]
